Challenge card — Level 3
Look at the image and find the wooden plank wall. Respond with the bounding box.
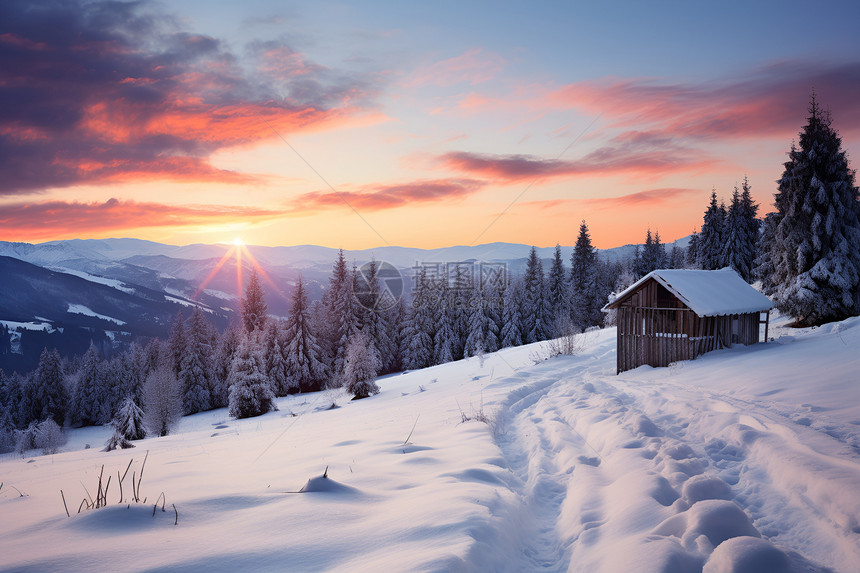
[616,307,763,374]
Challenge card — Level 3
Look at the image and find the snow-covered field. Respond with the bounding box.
[1,314,859,572]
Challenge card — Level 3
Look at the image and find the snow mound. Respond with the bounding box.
[682,474,733,505]
[68,504,174,534]
[297,474,361,495]
[703,536,791,573]
[654,500,759,552]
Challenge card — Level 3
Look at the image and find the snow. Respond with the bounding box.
[1,313,859,572]
[607,268,774,317]
[0,319,53,332]
[66,303,126,325]
[50,268,135,294]
[165,295,214,313]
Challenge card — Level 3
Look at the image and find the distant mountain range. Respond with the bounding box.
[0,237,688,371]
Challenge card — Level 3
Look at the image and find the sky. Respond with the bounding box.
[1,0,859,250]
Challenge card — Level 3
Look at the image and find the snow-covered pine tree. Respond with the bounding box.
[72,343,110,426]
[104,396,147,450]
[640,229,665,276]
[570,221,601,330]
[433,289,456,365]
[522,247,549,343]
[384,296,408,373]
[767,96,860,325]
[547,244,569,336]
[143,361,182,437]
[167,311,185,376]
[686,231,700,268]
[698,191,727,270]
[1,371,24,430]
[356,260,396,372]
[407,267,435,369]
[723,180,760,282]
[320,250,356,384]
[449,265,470,360]
[482,281,502,353]
[463,286,486,357]
[179,307,215,415]
[98,356,124,421]
[500,276,524,348]
[228,335,277,419]
[120,343,147,409]
[284,276,328,392]
[212,325,242,408]
[755,212,780,296]
[343,330,381,399]
[264,319,291,396]
[29,348,67,426]
[242,269,268,335]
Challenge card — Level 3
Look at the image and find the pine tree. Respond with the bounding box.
[167,311,185,376]
[686,231,700,268]
[464,286,487,357]
[640,229,665,275]
[522,247,549,343]
[72,343,110,426]
[547,244,569,335]
[698,191,727,270]
[29,348,67,426]
[449,265,470,360]
[767,95,860,325]
[264,320,291,396]
[99,356,124,421]
[407,267,435,369]
[322,250,357,383]
[500,276,524,348]
[723,179,760,282]
[179,307,215,415]
[755,212,780,295]
[143,361,182,437]
[482,281,502,353]
[105,397,147,450]
[120,343,147,409]
[355,260,396,372]
[570,221,600,330]
[228,336,277,419]
[284,276,328,391]
[212,325,242,408]
[242,269,268,334]
[433,286,456,365]
[1,371,25,429]
[343,330,381,399]
[385,296,409,372]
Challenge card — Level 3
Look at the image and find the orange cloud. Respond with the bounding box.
[0,198,288,241]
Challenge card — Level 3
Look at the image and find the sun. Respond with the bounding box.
[232,237,244,247]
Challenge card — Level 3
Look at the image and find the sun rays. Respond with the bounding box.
[192,240,286,306]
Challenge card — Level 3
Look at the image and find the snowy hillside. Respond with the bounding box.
[1,313,858,572]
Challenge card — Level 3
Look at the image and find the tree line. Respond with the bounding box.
[0,222,625,452]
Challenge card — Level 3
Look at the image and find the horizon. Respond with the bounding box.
[1,1,858,249]
[8,233,690,253]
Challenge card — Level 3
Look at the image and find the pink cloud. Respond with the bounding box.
[290,178,486,213]
[405,48,505,87]
[548,61,860,139]
[438,134,718,183]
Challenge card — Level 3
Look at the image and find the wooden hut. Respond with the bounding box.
[603,268,773,374]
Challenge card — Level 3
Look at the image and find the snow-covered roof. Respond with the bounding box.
[604,268,773,317]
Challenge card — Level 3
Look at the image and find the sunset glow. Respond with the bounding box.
[1,1,858,249]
